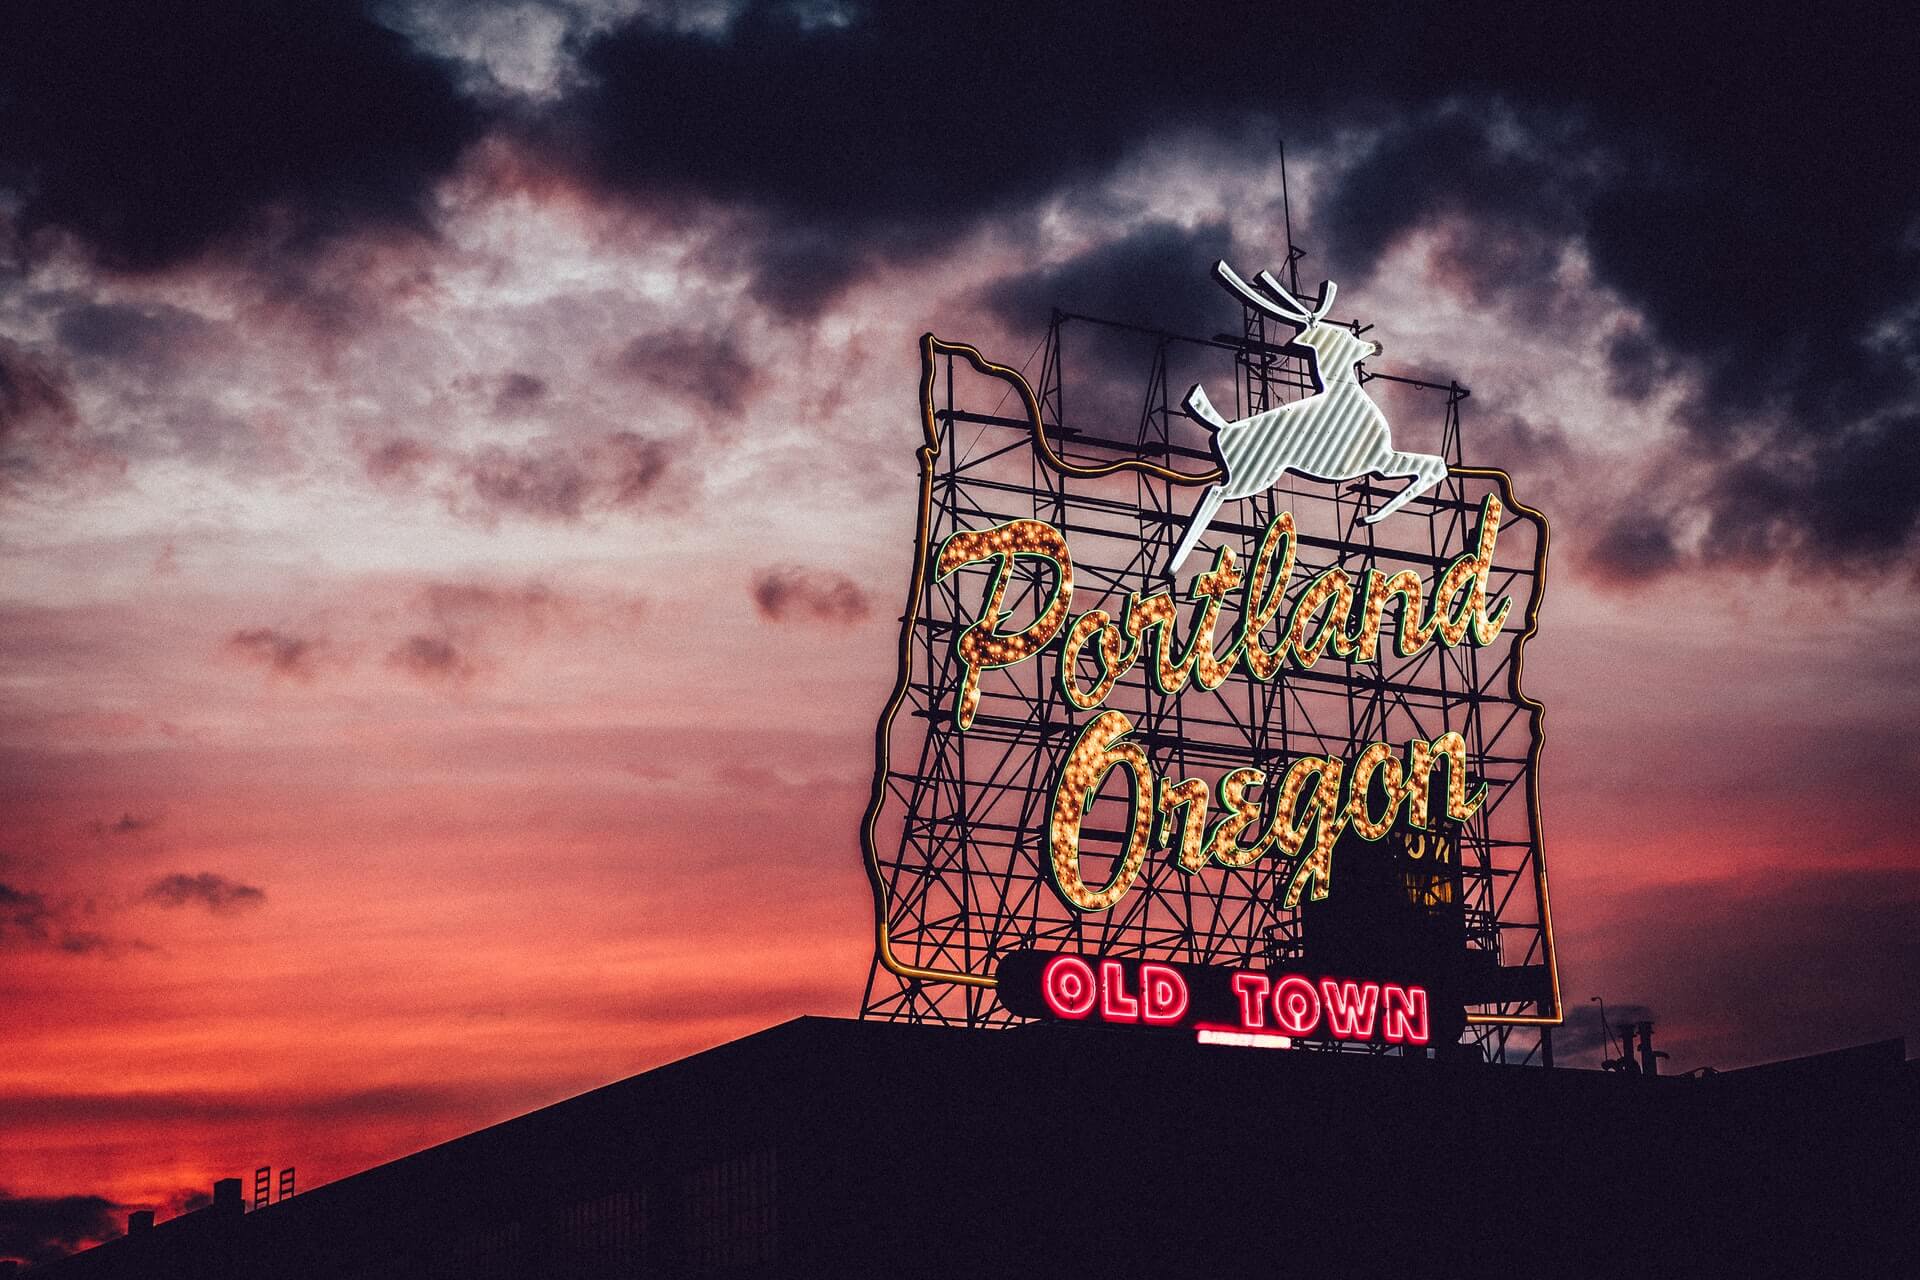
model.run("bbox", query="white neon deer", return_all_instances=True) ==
[1165,261,1447,577]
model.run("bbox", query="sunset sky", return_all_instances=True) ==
[4,1,1919,1264]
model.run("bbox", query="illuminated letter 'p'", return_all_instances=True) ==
[936,520,1073,731]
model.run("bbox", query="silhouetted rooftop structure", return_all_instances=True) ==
[31,1018,1919,1276]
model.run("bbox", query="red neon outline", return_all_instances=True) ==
[1098,960,1141,1022]
[1382,984,1431,1045]
[1041,954,1097,1019]
[1318,979,1382,1039]
[1027,951,1428,1045]
[1271,975,1322,1036]
[1139,963,1190,1025]
[1231,972,1271,1029]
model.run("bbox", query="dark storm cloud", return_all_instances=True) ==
[453,431,670,523]
[727,224,887,322]
[1469,410,1571,475]
[0,882,112,956]
[1315,102,1920,574]
[982,220,1238,337]
[561,3,1323,228]
[53,300,218,375]
[750,566,870,624]
[493,371,548,413]
[141,872,266,914]
[556,4,1920,571]
[0,0,483,272]
[386,579,591,683]
[363,436,439,485]
[0,338,114,495]
[228,627,325,680]
[0,1188,122,1266]
[1313,108,1594,294]
[461,441,589,520]
[387,633,475,682]
[0,340,73,431]
[1702,415,1920,566]
[555,3,1310,316]
[1605,329,1679,405]
[1587,510,1684,584]
[1301,19,1920,573]
[611,330,762,418]
[5,1,1913,573]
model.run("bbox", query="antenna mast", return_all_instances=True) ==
[1280,139,1302,294]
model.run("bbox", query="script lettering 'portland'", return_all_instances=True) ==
[937,496,1514,913]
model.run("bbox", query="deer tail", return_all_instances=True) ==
[1182,383,1228,432]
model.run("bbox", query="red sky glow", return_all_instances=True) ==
[4,3,1918,1264]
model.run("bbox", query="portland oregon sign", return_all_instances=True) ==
[860,258,1561,1062]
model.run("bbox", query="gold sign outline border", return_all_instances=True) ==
[862,334,1562,1029]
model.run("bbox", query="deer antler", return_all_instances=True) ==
[1214,261,1311,325]
[1213,260,1335,327]
[1254,270,1335,324]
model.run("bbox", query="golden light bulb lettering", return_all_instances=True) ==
[1156,776,1212,875]
[935,519,1073,732]
[934,501,1508,917]
[1048,710,1154,912]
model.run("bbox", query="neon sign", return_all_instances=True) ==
[997,951,1431,1048]
[860,257,1561,1038]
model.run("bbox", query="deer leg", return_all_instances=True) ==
[1363,452,1448,524]
[1165,485,1226,580]
[1182,382,1229,431]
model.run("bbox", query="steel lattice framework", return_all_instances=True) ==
[860,294,1559,1065]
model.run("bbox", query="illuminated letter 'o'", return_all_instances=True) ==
[1271,975,1321,1035]
[1048,709,1155,912]
[1042,955,1098,1019]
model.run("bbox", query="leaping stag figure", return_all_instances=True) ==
[1165,261,1447,578]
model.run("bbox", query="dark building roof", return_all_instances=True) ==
[29,1018,1920,1277]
